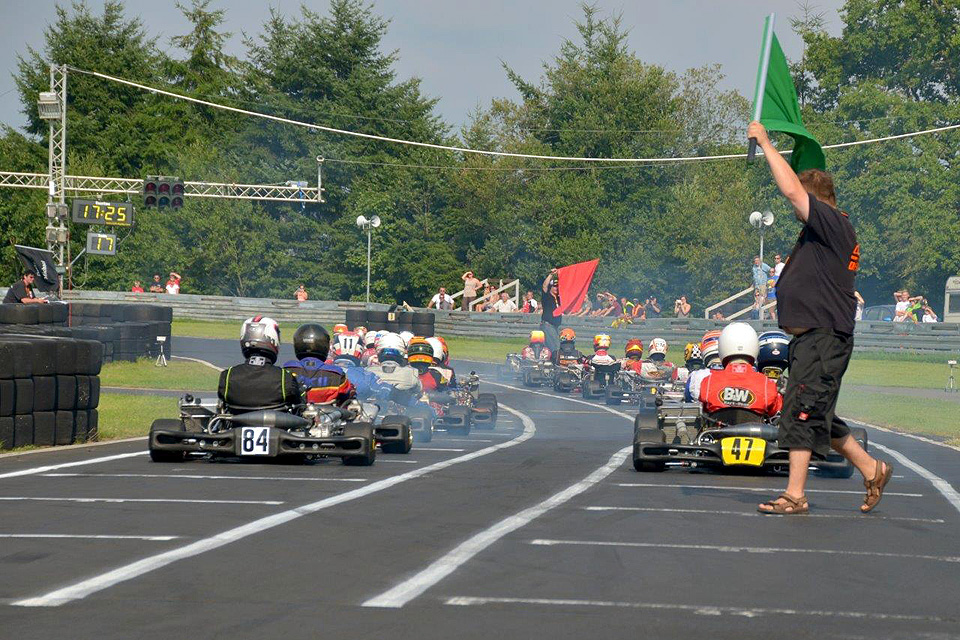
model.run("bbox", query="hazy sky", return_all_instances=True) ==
[0,0,846,133]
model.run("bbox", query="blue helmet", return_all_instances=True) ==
[757,331,789,378]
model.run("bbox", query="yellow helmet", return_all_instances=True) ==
[593,334,612,350]
[529,330,546,344]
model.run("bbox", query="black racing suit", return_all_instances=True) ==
[218,358,301,413]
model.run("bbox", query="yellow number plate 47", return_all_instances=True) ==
[720,437,766,467]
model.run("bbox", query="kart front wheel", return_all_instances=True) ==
[632,426,666,472]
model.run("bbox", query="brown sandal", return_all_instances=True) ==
[758,493,809,515]
[861,460,894,513]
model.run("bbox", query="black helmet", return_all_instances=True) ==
[293,323,330,360]
[757,331,790,378]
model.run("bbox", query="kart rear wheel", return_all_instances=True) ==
[342,423,377,466]
[445,406,471,436]
[148,419,185,463]
[475,393,498,429]
[380,416,413,454]
[633,426,666,472]
[604,388,621,405]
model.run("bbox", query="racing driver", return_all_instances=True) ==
[283,323,355,407]
[219,316,301,412]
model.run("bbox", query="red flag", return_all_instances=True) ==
[554,259,599,316]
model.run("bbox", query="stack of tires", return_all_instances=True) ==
[0,336,102,450]
[0,302,69,326]
[345,309,435,336]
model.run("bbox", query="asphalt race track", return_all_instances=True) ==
[1,337,959,639]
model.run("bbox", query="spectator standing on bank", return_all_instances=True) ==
[3,271,49,304]
[149,274,164,293]
[644,296,661,318]
[295,284,308,302]
[922,304,939,323]
[773,253,785,277]
[131,280,144,293]
[749,120,891,516]
[427,286,454,310]
[572,295,592,317]
[540,269,562,353]
[165,272,182,295]
[674,296,691,318]
[461,271,481,311]
[490,291,518,313]
[521,290,539,314]
[752,256,772,299]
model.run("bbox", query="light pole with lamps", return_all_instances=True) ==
[355,214,381,303]
[748,210,775,264]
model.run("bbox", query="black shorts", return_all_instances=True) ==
[778,329,853,455]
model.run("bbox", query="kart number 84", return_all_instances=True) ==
[720,437,766,467]
[239,426,270,456]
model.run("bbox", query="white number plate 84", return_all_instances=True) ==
[239,427,270,456]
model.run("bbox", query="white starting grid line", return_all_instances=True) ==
[41,473,368,482]
[12,404,537,607]
[0,534,180,542]
[581,506,945,524]
[614,482,924,497]
[528,539,960,563]
[0,497,284,505]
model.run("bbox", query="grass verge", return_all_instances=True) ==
[97,393,179,440]
[174,318,300,340]
[838,388,960,446]
[100,358,217,391]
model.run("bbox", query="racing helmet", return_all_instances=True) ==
[241,316,281,364]
[624,338,643,359]
[407,337,435,373]
[292,323,330,361]
[701,341,721,369]
[718,322,760,365]
[425,337,445,365]
[757,330,790,378]
[435,335,450,365]
[593,334,612,351]
[353,325,368,340]
[330,334,364,366]
[700,329,722,353]
[530,330,546,344]
[648,338,668,361]
[332,323,348,336]
[363,331,377,349]
[399,331,414,347]
[684,343,704,370]
[559,328,576,343]
[376,332,407,364]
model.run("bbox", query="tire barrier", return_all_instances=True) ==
[345,309,435,336]
[0,302,172,363]
[0,335,102,451]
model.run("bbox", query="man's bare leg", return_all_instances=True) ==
[759,448,811,512]
[831,434,878,479]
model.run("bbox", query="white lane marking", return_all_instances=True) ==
[0,452,147,480]
[41,473,367,482]
[444,439,492,443]
[13,404,536,607]
[581,506,946,524]
[616,483,923,497]
[485,380,634,422]
[377,460,419,464]
[528,539,960,563]
[0,437,147,459]
[0,497,283,505]
[528,410,600,414]
[416,447,465,452]
[0,534,180,541]
[871,442,960,516]
[843,415,960,453]
[444,596,946,622]
[362,445,632,609]
[171,355,224,372]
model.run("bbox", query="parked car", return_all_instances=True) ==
[861,304,896,322]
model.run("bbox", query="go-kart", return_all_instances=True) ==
[429,372,499,435]
[149,395,377,466]
[520,359,555,388]
[632,408,867,478]
[496,353,523,381]
[553,362,589,393]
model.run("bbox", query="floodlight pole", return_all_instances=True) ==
[365,223,372,303]
[45,64,69,269]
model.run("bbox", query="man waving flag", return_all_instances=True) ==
[747,13,825,172]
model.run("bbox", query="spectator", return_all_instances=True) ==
[749,289,764,320]
[489,291,518,313]
[148,274,164,293]
[131,280,144,293]
[520,290,539,314]
[644,296,661,318]
[712,310,725,321]
[854,291,865,321]
[461,271,481,311]
[572,295,592,317]
[427,286,454,310]
[632,302,647,320]
[907,295,926,323]
[674,296,691,318]
[752,256,772,300]
[3,271,48,304]
[540,269,562,353]
[295,284,308,302]
[773,253,785,277]
[165,271,182,295]
[922,304,939,323]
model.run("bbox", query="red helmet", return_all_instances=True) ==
[624,339,643,359]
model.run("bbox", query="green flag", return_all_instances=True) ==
[751,17,825,172]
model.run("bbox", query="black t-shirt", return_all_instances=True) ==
[541,288,561,327]
[776,193,858,334]
[3,282,33,303]
[218,362,301,411]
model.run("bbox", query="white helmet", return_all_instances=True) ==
[718,322,760,364]
[399,331,414,347]
[702,340,721,369]
[648,338,668,356]
[240,315,281,364]
[364,331,377,349]
[425,337,445,364]
[376,332,407,363]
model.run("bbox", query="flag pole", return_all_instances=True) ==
[748,13,776,162]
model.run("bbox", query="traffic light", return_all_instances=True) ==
[142,176,185,209]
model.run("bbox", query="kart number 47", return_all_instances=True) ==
[239,426,270,456]
[720,437,765,467]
